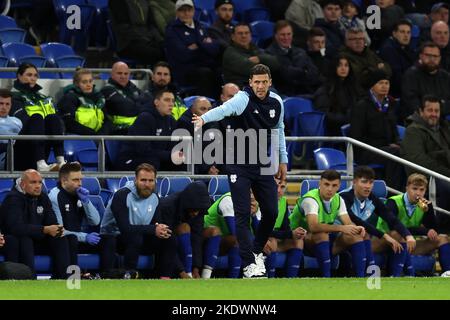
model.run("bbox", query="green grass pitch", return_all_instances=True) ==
[0,278,450,300]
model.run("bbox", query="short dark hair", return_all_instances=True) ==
[420,94,441,111]
[393,19,412,32]
[321,169,341,181]
[59,161,82,181]
[249,64,271,79]
[320,0,342,9]
[308,27,326,39]
[0,88,12,99]
[419,41,439,54]
[16,62,37,77]
[135,163,157,177]
[233,22,251,33]
[274,20,292,34]
[154,88,174,100]
[354,166,376,180]
[153,61,171,72]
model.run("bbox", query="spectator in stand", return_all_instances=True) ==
[369,0,405,49]
[340,27,392,96]
[11,63,66,172]
[430,21,450,73]
[109,0,166,66]
[176,96,220,175]
[208,0,236,52]
[222,23,280,87]
[147,61,187,120]
[117,89,183,171]
[378,20,416,98]
[313,54,359,137]
[266,20,321,96]
[165,0,222,98]
[0,89,21,170]
[339,1,371,47]
[313,0,345,57]
[401,42,450,121]
[350,69,405,190]
[58,68,112,135]
[420,3,450,43]
[307,27,331,81]
[101,62,152,134]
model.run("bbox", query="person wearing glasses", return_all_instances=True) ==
[340,27,392,96]
[401,42,450,122]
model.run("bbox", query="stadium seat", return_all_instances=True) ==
[243,7,271,23]
[105,139,121,170]
[1,42,47,67]
[82,177,101,195]
[292,111,325,159]
[43,178,57,192]
[105,19,138,67]
[397,125,406,140]
[410,24,420,49]
[372,180,387,199]
[118,176,129,188]
[63,139,96,162]
[53,0,96,53]
[233,0,264,20]
[0,28,26,43]
[314,147,350,171]
[283,97,314,132]
[86,0,109,48]
[195,8,213,26]
[341,123,406,141]
[300,179,345,197]
[250,20,274,48]
[193,0,215,10]
[208,176,230,196]
[0,15,17,29]
[74,148,98,171]
[88,194,105,218]
[159,177,192,197]
[0,178,13,189]
[106,178,121,193]
[40,42,85,67]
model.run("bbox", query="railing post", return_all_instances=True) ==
[429,176,437,206]
[98,137,105,173]
[7,138,13,173]
[346,141,354,188]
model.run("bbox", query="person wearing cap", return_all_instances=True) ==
[108,0,167,66]
[350,68,405,190]
[401,42,450,122]
[165,0,222,98]
[340,26,392,96]
[419,2,450,43]
[207,0,236,51]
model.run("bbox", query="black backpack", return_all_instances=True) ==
[0,261,34,280]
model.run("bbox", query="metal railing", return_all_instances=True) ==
[0,134,449,215]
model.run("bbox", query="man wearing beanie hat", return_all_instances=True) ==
[208,0,235,50]
[350,68,405,190]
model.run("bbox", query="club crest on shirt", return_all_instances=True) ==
[156,128,163,136]
[37,206,44,215]
[65,204,70,212]
[148,205,152,213]
[269,109,275,118]
[253,109,259,114]
[77,200,82,208]
[230,174,237,183]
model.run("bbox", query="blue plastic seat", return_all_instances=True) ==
[158,177,192,197]
[1,42,46,67]
[106,178,121,193]
[40,42,85,67]
[43,178,57,192]
[0,178,13,189]
[0,16,17,29]
[193,0,215,10]
[300,179,346,197]
[208,176,230,196]
[74,148,98,171]
[63,139,96,161]
[292,111,325,160]
[105,139,121,170]
[250,20,274,48]
[86,0,109,48]
[82,177,101,195]
[234,0,264,20]
[0,28,26,43]
[372,180,387,199]
[243,7,271,23]
[283,97,314,132]
[0,188,9,203]
[314,147,350,171]
[397,125,406,140]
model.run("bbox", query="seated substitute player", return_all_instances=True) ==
[48,162,101,267]
[289,170,366,277]
[340,166,416,277]
[377,173,450,275]
[264,178,307,278]
[201,190,262,279]
[100,163,177,278]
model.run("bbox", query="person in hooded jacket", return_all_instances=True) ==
[11,63,66,172]
[116,89,184,171]
[57,68,112,135]
[160,181,211,279]
[99,163,177,278]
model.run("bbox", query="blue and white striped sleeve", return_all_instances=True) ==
[271,92,288,164]
[201,91,249,124]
